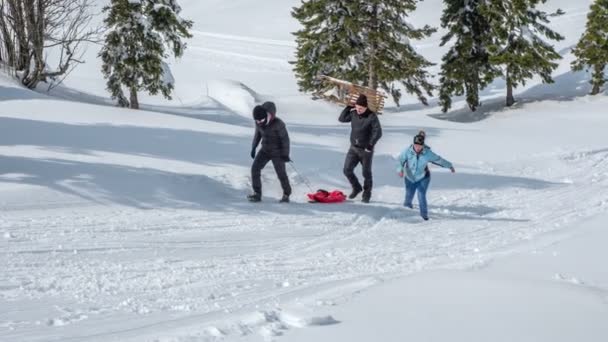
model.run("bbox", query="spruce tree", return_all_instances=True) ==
[100,0,192,109]
[572,0,608,95]
[487,0,564,107]
[292,0,436,106]
[292,1,362,94]
[438,0,500,112]
[365,0,436,105]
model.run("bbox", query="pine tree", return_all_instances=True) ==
[292,0,436,106]
[100,0,192,109]
[572,0,608,95]
[365,0,436,105]
[487,0,564,107]
[438,0,501,112]
[292,1,362,94]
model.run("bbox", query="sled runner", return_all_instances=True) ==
[307,189,347,203]
[312,75,387,114]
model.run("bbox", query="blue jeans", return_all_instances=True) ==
[404,175,431,219]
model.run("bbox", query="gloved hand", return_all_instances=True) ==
[364,145,374,153]
[281,156,291,162]
[250,148,256,159]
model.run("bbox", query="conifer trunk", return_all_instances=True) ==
[368,58,377,90]
[590,63,604,95]
[367,4,379,90]
[506,68,515,107]
[129,88,139,109]
[591,82,601,96]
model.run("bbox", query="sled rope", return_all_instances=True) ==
[288,161,315,194]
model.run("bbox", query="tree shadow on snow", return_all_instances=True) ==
[0,116,557,220]
[0,117,256,168]
[0,155,244,210]
[0,85,49,101]
[429,68,599,123]
[363,154,561,191]
[274,201,529,223]
[287,123,472,139]
[32,83,252,126]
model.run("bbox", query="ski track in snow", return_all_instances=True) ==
[2,148,607,341]
[187,31,294,74]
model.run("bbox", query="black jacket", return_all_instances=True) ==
[252,118,290,158]
[339,106,382,149]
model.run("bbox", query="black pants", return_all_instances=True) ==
[251,151,292,196]
[343,146,373,197]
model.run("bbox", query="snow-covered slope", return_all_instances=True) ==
[283,215,608,342]
[1,0,607,341]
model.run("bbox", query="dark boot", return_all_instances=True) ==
[279,194,290,203]
[247,193,261,202]
[361,189,372,203]
[348,187,362,199]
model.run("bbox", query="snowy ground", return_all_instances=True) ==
[283,214,608,342]
[1,0,607,341]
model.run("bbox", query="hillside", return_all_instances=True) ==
[1,0,607,341]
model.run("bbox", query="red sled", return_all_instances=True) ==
[307,189,347,203]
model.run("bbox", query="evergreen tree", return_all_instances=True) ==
[292,1,362,94]
[100,0,192,109]
[572,0,608,95]
[438,0,500,112]
[292,0,436,106]
[487,0,564,106]
[365,0,436,105]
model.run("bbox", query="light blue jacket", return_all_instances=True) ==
[396,145,453,182]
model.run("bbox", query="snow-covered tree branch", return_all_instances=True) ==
[100,0,193,109]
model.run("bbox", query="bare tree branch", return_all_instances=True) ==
[0,0,102,88]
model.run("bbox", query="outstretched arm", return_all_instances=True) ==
[427,150,454,171]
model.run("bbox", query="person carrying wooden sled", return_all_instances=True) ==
[339,94,383,203]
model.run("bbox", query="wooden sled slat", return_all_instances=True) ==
[313,75,387,114]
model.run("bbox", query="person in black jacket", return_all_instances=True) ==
[339,94,382,203]
[248,102,292,203]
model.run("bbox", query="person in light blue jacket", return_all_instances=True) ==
[396,133,455,220]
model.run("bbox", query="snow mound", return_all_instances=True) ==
[279,311,340,328]
[246,309,339,340]
[177,309,340,341]
[206,79,262,117]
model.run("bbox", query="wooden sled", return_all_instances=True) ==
[312,75,387,114]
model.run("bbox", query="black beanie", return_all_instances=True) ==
[413,134,425,145]
[262,101,276,115]
[253,105,267,121]
[355,94,368,107]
